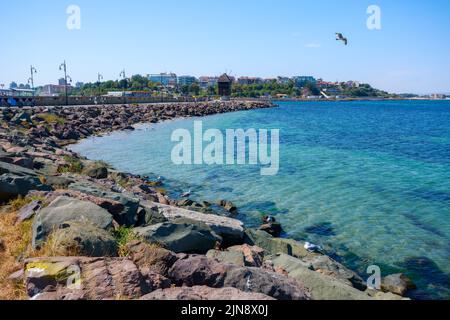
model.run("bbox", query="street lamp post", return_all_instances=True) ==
[59,61,72,106]
[28,65,37,97]
[97,73,103,96]
[120,69,126,104]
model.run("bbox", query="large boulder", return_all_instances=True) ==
[46,189,126,217]
[0,174,52,203]
[144,201,244,245]
[244,229,292,255]
[222,267,310,300]
[69,181,139,227]
[206,250,246,267]
[82,163,108,179]
[125,241,178,277]
[136,203,168,226]
[140,286,275,301]
[245,229,365,290]
[134,221,221,253]
[217,200,238,214]
[24,257,144,300]
[302,254,366,290]
[381,274,416,296]
[268,253,372,300]
[0,161,38,177]
[168,255,231,287]
[228,244,265,267]
[44,176,75,189]
[168,255,310,300]
[32,196,113,249]
[46,220,118,257]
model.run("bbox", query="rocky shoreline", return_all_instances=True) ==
[0,101,414,300]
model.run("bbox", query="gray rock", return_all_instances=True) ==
[69,181,139,227]
[206,249,246,266]
[381,274,416,296]
[48,220,118,257]
[244,229,292,256]
[83,164,108,179]
[0,161,38,177]
[268,253,373,300]
[217,200,238,214]
[144,201,244,245]
[136,203,168,226]
[134,221,222,253]
[244,229,365,290]
[365,288,408,300]
[0,174,52,203]
[222,267,310,300]
[17,200,42,222]
[44,176,75,188]
[140,286,275,301]
[303,254,366,290]
[32,196,113,249]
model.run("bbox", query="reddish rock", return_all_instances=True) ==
[24,257,145,300]
[140,286,275,301]
[126,241,178,277]
[6,146,26,154]
[156,193,169,205]
[228,244,265,267]
[168,255,310,300]
[168,255,232,287]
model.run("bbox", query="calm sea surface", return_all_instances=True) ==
[71,100,450,299]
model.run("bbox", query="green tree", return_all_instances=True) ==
[189,83,200,96]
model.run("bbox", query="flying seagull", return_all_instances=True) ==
[335,33,348,45]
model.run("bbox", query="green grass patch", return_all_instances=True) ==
[112,226,140,257]
[36,113,66,125]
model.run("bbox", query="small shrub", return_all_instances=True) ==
[116,178,131,189]
[57,156,84,174]
[112,227,140,257]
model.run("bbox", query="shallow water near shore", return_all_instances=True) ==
[71,100,450,299]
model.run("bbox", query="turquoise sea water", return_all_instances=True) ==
[71,100,450,299]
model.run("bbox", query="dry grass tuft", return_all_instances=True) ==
[0,210,33,300]
[31,230,83,258]
[8,196,32,212]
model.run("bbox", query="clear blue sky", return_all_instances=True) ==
[1,0,449,94]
